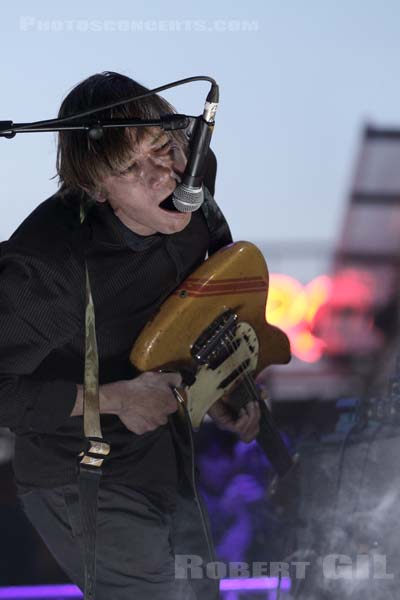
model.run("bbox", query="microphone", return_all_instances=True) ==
[173,83,219,212]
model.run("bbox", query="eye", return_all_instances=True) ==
[156,140,172,152]
[120,162,137,176]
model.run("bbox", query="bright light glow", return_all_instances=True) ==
[266,274,307,329]
[266,273,331,363]
[266,269,381,362]
[291,329,326,363]
[304,275,332,323]
[328,269,375,309]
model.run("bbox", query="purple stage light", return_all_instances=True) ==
[0,585,81,599]
[0,578,291,599]
[220,577,291,591]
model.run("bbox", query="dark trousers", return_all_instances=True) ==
[18,482,220,600]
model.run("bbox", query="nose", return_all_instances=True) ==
[140,158,174,190]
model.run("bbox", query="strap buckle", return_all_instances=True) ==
[79,437,111,468]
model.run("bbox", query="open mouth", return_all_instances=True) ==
[158,192,180,213]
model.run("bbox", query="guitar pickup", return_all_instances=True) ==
[191,309,238,364]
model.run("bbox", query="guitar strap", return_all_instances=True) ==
[201,185,233,255]
[77,202,110,600]
[77,187,232,600]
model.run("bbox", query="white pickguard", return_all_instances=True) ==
[186,321,259,428]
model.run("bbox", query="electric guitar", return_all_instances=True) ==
[130,241,295,478]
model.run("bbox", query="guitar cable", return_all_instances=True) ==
[170,385,217,569]
[223,329,288,600]
[168,324,290,589]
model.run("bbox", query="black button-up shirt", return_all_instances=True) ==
[0,153,232,511]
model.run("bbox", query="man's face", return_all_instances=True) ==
[96,130,191,236]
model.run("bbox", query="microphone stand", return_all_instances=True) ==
[0,114,192,139]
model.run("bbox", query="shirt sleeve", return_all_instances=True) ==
[0,244,82,435]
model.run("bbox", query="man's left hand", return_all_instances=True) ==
[207,393,263,443]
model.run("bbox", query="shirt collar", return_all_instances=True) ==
[87,200,163,251]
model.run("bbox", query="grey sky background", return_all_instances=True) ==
[0,1,399,277]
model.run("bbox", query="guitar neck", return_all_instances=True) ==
[257,401,294,477]
[227,378,294,478]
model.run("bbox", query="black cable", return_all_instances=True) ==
[332,423,359,526]
[170,386,216,567]
[276,570,282,600]
[349,422,383,520]
[2,76,217,134]
[332,399,368,529]
[329,421,384,585]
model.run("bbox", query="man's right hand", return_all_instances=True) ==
[72,371,181,435]
[109,372,181,434]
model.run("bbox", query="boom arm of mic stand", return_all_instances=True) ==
[0,122,15,138]
[0,115,192,139]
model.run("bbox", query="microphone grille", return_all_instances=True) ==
[172,184,204,213]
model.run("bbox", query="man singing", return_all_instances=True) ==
[0,71,261,599]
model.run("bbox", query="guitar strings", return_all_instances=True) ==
[223,328,290,455]
[222,327,260,410]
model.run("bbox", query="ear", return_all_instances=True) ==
[85,186,107,203]
[94,192,107,204]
